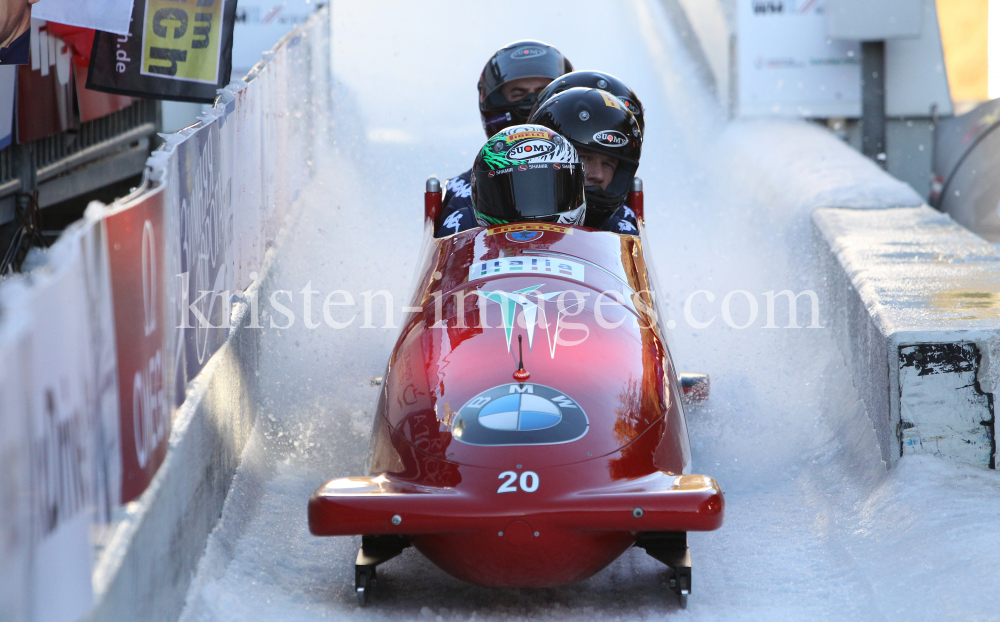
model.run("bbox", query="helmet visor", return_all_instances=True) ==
[476,163,585,223]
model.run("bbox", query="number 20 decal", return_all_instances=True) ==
[497,470,540,493]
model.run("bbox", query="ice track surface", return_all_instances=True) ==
[178,1,1000,620]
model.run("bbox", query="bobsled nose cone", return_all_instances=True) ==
[502,520,535,546]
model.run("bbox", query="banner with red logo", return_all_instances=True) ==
[105,189,171,503]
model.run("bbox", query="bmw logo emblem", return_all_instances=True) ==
[451,383,588,446]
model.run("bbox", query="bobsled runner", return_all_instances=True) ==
[308,178,723,608]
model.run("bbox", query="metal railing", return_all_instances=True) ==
[0,99,159,221]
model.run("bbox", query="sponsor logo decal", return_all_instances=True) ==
[452,383,588,446]
[552,163,561,170]
[488,171,495,178]
[510,46,548,60]
[518,164,528,171]
[599,91,622,109]
[505,130,552,143]
[620,98,640,116]
[507,139,556,161]
[593,130,629,148]
[469,259,585,283]
[476,283,586,358]
[506,231,544,243]
[486,222,573,235]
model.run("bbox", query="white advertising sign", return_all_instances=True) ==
[738,0,861,118]
[28,255,95,622]
[31,0,134,36]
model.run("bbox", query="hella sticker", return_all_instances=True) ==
[593,130,629,148]
[510,46,547,60]
[507,139,555,161]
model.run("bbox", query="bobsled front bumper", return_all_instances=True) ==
[308,470,724,537]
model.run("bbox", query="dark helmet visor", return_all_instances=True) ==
[476,164,584,222]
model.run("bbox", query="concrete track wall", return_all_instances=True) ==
[717,119,999,469]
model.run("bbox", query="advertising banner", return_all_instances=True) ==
[75,214,123,522]
[106,190,171,503]
[26,253,96,622]
[0,305,32,622]
[737,0,861,118]
[87,0,238,103]
[17,20,76,143]
[176,121,233,380]
[32,0,135,37]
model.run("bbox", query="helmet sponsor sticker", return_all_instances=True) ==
[468,256,584,282]
[507,139,556,161]
[620,97,640,116]
[599,91,622,109]
[505,129,552,143]
[518,164,528,171]
[506,230,544,243]
[452,383,588,446]
[593,130,629,148]
[510,46,548,60]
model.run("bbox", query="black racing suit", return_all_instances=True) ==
[433,169,639,238]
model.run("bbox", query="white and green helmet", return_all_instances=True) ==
[471,124,587,227]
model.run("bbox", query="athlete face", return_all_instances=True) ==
[500,76,551,103]
[578,148,618,191]
[0,0,38,50]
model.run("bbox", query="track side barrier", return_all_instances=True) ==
[717,119,999,469]
[0,7,331,622]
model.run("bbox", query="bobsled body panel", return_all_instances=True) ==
[310,223,720,589]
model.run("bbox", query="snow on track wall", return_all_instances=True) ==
[0,7,330,622]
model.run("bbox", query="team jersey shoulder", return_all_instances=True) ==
[435,206,477,238]
[600,204,639,236]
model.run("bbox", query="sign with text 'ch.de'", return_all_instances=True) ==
[87,0,237,103]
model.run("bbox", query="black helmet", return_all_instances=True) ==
[471,124,587,226]
[478,40,573,137]
[530,70,646,132]
[529,87,642,225]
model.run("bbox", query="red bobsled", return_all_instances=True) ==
[308,178,723,607]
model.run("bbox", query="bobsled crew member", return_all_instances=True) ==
[530,69,646,133]
[529,87,643,234]
[439,124,588,234]
[436,40,573,237]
